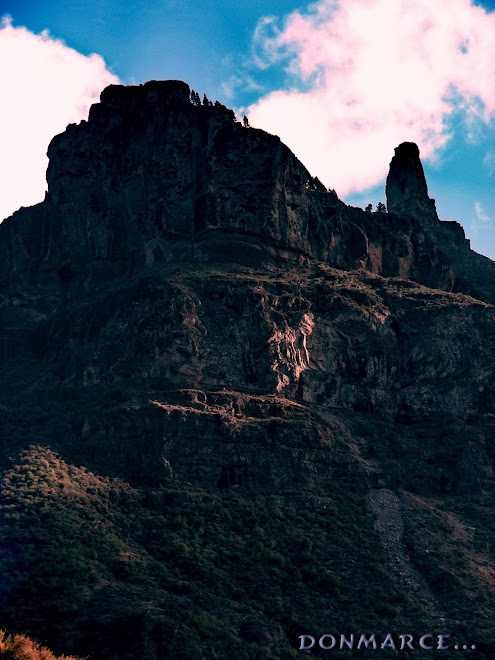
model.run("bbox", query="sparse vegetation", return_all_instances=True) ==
[190,89,201,105]
[305,175,327,192]
[0,630,81,659]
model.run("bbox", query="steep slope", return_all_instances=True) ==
[0,80,494,660]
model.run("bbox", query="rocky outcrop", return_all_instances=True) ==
[0,81,470,303]
[385,141,439,224]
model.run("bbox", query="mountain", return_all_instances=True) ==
[0,80,494,660]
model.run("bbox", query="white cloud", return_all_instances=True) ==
[0,16,119,221]
[483,149,495,175]
[220,73,263,100]
[247,0,495,196]
[471,201,491,236]
[251,17,282,70]
[474,201,490,223]
[220,75,242,99]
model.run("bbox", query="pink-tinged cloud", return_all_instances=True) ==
[0,16,120,221]
[248,0,495,196]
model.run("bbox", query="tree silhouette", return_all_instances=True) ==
[376,202,387,213]
[243,115,250,127]
[312,176,326,192]
[365,203,373,212]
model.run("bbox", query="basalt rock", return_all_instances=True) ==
[385,141,439,224]
[0,82,462,301]
[0,81,494,659]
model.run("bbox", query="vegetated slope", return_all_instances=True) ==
[0,81,494,660]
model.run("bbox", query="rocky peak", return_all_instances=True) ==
[385,141,438,224]
[1,82,492,304]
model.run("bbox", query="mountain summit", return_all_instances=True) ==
[0,81,494,659]
[1,80,492,301]
[0,81,492,297]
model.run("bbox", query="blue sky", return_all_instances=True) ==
[1,0,494,259]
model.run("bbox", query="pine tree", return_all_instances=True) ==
[312,176,326,192]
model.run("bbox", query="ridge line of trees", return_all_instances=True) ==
[365,202,387,213]
[189,89,237,122]
[306,176,338,197]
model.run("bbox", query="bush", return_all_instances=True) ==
[0,630,81,659]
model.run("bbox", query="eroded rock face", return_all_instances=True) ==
[385,141,439,223]
[0,81,466,302]
[1,79,493,525]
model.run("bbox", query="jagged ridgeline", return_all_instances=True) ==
[0,80,494,660]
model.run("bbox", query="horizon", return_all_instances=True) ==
[0,0,493,259]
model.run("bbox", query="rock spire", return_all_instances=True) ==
[385,142,438,224]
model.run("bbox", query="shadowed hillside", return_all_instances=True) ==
[0,81,493,659]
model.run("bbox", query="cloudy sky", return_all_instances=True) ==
[1,0,494,258]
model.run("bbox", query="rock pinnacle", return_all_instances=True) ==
[385,142,438,224]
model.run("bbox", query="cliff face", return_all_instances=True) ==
[0,81,494,660]
[0,81,459,299]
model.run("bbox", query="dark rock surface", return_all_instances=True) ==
[0,81,494,659]
[385,141,439,224]
[0,82,461,299]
